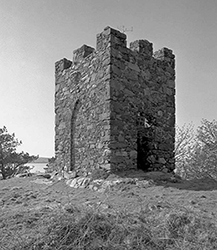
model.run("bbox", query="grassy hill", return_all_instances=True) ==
[1,172,217,249]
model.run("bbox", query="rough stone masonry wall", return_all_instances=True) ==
[109,30,176,172]
[55,26,176,174]
[55,44,111,175]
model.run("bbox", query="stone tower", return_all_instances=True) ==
[55,26,175,174]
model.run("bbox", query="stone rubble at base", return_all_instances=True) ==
[50,170,180,193]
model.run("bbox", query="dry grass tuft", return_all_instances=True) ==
[1,205,217,250]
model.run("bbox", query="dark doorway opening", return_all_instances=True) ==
[137,112,155,171]
[137,131,150,171]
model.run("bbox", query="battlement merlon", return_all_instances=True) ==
[153,47,175,68]
[96,26,127,51]
[55,58,72,74]
[73,45,95,63]
[130,40,153,58]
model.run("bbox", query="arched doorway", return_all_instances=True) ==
[70,100,81,171]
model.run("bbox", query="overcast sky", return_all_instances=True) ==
[0,0,217,157]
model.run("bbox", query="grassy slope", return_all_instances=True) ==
[0,174,217,249]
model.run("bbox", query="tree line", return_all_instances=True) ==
[1,119,217,180]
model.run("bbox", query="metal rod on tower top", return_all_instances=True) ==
[117,25,133,33]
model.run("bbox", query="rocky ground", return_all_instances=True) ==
[1,170,217,216]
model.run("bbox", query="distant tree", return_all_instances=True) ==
[195,119,217,179]
[175,123,196,166]
[175,119,217,180]
[0,126,38,179]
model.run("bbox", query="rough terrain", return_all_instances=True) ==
[1,171,217,216]
[1,170,217,249]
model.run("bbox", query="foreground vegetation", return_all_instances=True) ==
[1,203,216,250]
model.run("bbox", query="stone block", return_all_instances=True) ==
[101,164,111,171]
[158,158,166,164]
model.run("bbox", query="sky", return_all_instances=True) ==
[0,0,217,158]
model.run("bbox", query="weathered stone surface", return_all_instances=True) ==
[64,175,155,192]
[55,26,176,174]
[66,177,91,188]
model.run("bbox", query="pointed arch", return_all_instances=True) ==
[70,100,81,171]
